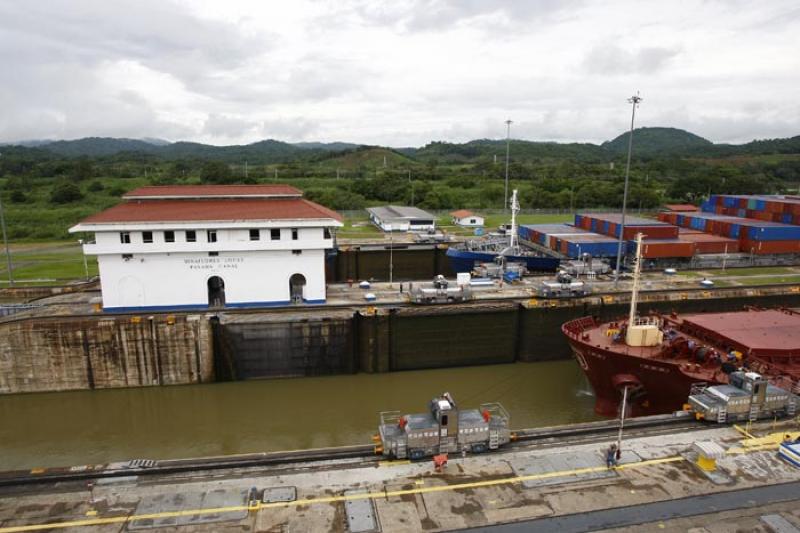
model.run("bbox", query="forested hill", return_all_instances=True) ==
[602,127,713,156]
[3,128,800,163]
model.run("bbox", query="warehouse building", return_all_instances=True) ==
[69,185,343,312]
[366,206,436,232]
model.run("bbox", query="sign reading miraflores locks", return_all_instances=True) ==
[184,257,244,270]
[69,185,343,312]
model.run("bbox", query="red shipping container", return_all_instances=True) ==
[737,198,747,208]
[739,239,800,255]
[640,240,696,258]
[560,240,569,254]
[681,233,739,254]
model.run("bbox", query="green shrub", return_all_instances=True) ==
[50,182,84,204]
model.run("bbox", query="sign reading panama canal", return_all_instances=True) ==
[184,257,244,270]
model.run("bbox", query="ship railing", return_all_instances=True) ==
[379,410,402,427]
[689,382,709,397]
[631,316,662,328]
[563,316,596,336]
[480,402,510,425]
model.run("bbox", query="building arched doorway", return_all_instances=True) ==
[289,273,306,303]
[208,276,226,308]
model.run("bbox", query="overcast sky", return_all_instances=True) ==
[1,0,798,146]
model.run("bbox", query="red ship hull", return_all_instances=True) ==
[563,311,800,418]
[564,332,720,417]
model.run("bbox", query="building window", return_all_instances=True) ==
[186,230,196,243]
[271,229,281,241]
[292,250,302,255]
[207,230,217,243]
[208,251,219,257]
[291,228,298,240]
[142,231,153,244]
[324,227,331,239]
[164,230,175,243]
[122,254,133,261]
[120,232,131,244]
[249,229,260,241]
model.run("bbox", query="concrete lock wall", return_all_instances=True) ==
[3,286,800,394]
[0,315,213,394]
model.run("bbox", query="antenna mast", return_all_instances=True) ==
[628,232,644,326]
[509,189,520,252]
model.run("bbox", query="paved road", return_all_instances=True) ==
[461,480,800,532]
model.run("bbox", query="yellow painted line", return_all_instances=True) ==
[0,455,684,533]
[378,460,410,467]
[733,424,755,440]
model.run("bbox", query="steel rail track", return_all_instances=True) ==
[0,414,700,488]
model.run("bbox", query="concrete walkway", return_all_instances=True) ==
[0,421,799,532]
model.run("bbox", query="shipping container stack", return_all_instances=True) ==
[658,194,800,255]
[574,213,695,258]
[519,223,619,259]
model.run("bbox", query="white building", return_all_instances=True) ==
[69,185,343,312]
[366,206,436,232]
[450,210,484,227]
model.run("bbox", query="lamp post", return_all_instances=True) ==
[78,239,89,280]
[503,119,512,212]
[0,153,13,286]
[613,94,642,288]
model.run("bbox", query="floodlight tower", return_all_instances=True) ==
[613,94,642,288]
[504,119,512,212]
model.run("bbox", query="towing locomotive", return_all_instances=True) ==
[687,371,797,423]
[376,393,511,460]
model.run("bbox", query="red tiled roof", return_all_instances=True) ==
[78,198,342,224]
[123,184,302,198]
[450,209,475,218]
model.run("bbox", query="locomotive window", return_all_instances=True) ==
[441,415,448,426]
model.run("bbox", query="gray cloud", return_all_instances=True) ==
[350,0,584,32]
[0,0,798,145]
[583,45,680,75]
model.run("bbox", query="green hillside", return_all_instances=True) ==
[312,146,418,170]
[602,127,713,156]
[415,139,608,163]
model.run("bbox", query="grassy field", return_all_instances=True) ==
[0,242,98,285]
[737,275,800,286]
[680,266,798,278]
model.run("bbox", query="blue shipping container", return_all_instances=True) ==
[746,224,800,241]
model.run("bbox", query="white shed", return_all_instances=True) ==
[450,210,484,227]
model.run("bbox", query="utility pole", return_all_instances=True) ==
[244,160,248,179]
[504,119,512,212]
[408,170,414,206]
[613,94,642,288]
[389,229,394,288]
[0,153,13,286]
